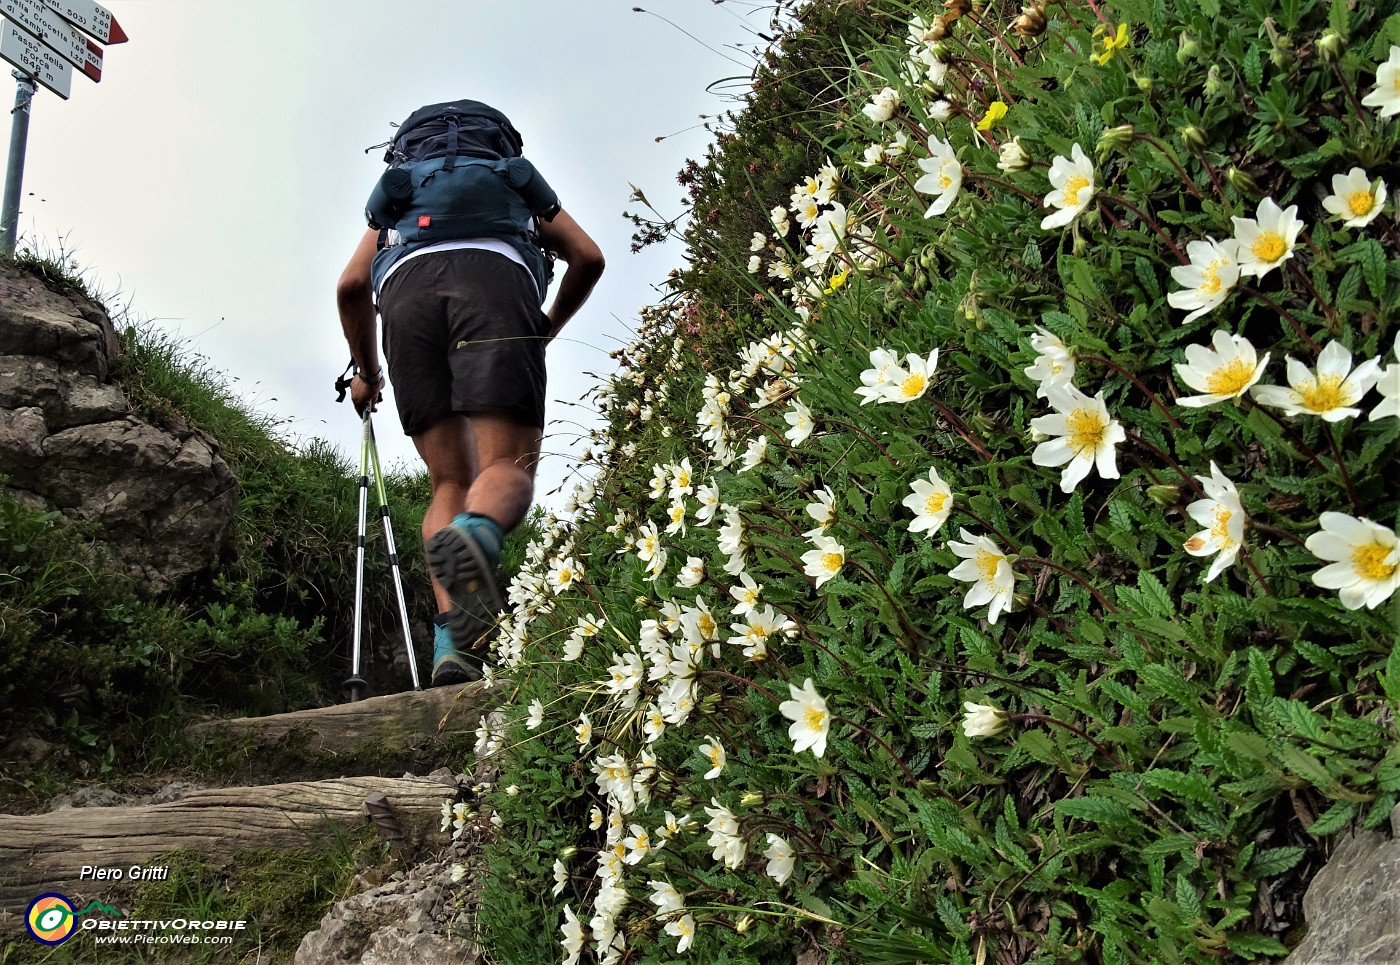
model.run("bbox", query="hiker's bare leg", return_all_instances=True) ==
[413,415,478,612]
[463,411,542,531]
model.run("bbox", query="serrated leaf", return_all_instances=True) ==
[1140,768,1219,808]
[1273,698,1328,745]
[1056,795,1136,829]
[1355,238,1388,300]
[1251,846,1306,877]
[1307,800,1358,836]
[1243,45,1264,89]
[1277,744,1337,791]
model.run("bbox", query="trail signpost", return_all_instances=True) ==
[0,0,123,255]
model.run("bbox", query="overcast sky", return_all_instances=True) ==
[9,0,769,510]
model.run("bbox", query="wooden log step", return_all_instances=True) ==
[0,775,455,928]
[183,682,492,778]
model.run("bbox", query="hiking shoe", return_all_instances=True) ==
[425,519,506,663]
[431,620,481,687]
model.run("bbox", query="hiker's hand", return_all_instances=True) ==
[351,373,383,415]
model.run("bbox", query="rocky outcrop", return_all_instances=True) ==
[1285,805,1400,965]
[0,260,236,590]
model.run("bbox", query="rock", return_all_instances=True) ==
[1285,806,1400,964]
[0,260,237,591]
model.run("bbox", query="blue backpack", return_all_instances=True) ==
[365,100,560,299]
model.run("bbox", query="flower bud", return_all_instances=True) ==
[1133,73,1153,93]
[997,135,1031,173]
[1318,29,1343,62]
[1204,64,1226,99]
[736,914,755,934]
[1147,484,1180,507]
[1178,124,1206,153]
[1226,165,1262,196]
[930,99,954,122]
[1014,2,1047,38]
[740,791,766,807]
[1176,30,1201,64]
[1096,123,1135,158]
[560,846,578,859]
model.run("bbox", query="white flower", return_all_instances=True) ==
[727,605,791,662]
[664,501,687,537]
[1323,167,1388,228]
[779,677,831,758]
[704,799,746,868]
[962,701,1009,738]
[574,712,593,749]
[801,533,845,588]
[698,736,727,779]
[525,698,545,730]
[764,834,796,884]
[740,434,769,472]
[856,347,902,405]
[859,141,886,167]
[885,130,911,159]
[770,204,790,230]
[552,858,569,896]
[561,905,586,965]
[1306,513,1400,610]
[548,556,582,595]
[648,880,685,917]
[1361,44,1400,118]
[1023,326,1076,397]
[589,806,603,830]
[862,86,901,123]
[1251,340,1382,421]
[880,350,939,403]
[929,98,954,122]
[1174,330,1270,407]
[694,482,721,525]
[747,255,763,274]
[903,466,954,536]
[1371,335,1400,421]
[805,486,836,534]
[948,529,1016,625]
[1029,384,1126,493]
[803,202,849,268]
[623,824,652,864]
[665,913,697,953]
[914,137,961,217]
[1041,143,1096,229]
[1168,237,1241,323]
[1183,462,1246,583]
[749,231,768,253]
[677,555,705,588]
[450,863,468,883]
[997,136,1031,173]
[1232,197,1303,279]
[728,572,763,617]
[717,505,746,558]
[785,396,815,445]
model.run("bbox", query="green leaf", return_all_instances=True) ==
[1251,846,1306,877]
[1273,698,1327,745]
[1355,238,1388,300]
[1307,800,1358,837]
[1242,45,1264,90]
[1277,744,1337,791]
[1056,795,1137,829]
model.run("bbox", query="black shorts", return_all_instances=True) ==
[378,249,549,435]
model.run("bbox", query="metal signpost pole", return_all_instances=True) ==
[1,69,34,257]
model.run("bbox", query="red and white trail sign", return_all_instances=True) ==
[39,0,123,45]
[0,17,71,98]
[0,0,101,80]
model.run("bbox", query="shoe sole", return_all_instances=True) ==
[431,651,481,687]
[425,522,505,657]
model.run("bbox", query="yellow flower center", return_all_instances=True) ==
[1298,374,1346,413]
[924,491,949,516]
[670,506,685,523]
[1205,357,1257,396]
[1061,175,1089,207]
[803,705,827,732]
[900,372,928,398]
[557,567,573,584]
[1065,407,1108,456]
[974,547,1004,586]
[1210,506,1237,548]
[697,613,716,637]
[821,551,843,572]
[1347,190,1376,218]
[707,747,723,766]
[1198,263,1223,297]
[1251,230,1286,263]
[1352,541,1397,582]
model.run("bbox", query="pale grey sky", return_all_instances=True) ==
[11,0,767,508]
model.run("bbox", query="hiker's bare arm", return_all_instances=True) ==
[538,209,604,340]
[337,228,384,413]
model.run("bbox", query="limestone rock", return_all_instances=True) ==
[1285,805,1400,964]
[0,259,236,590]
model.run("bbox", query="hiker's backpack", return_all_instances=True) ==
[364,100,560,299]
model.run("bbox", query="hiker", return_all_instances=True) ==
[336,100,604,687]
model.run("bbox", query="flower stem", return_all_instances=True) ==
[1014,712,1126,770]
[1080,353,1181,430]
[1323,425,1365,515]
[1097,194,1188,264]
[838,715,921,785]
[1238,285,1323,354]
[1021,557,1120,614]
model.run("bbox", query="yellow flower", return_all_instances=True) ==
[823,268,850,294]
[1093,23,1130,65]
[975,100,1008,131]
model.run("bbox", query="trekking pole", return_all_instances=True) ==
[366,414,423,691]
[344,412,372,701]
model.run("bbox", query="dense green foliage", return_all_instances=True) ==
[478,1,1400,963]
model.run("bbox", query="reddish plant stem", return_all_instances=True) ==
[1249,520,1308,550]
[1098,194,1189,264]
[1132,133,1203,200]
[1238,548,1275,597]
[1080,353,1181,430]
[1021,556,1120,614]
[1014,712,1126,770]
[848,558,921,649]
[930,398,995,461]
[838,715,921,785]
[1246,400,1332,477]
[817,417,899,468]
[967,171,1043,207]
[1289,259,1340,332]
[1126,430,1205,497]
[1323,425,1365,515]
[1239,285,1323,354]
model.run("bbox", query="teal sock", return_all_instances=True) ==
[433,615,457,661]
[451,512,503,567]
